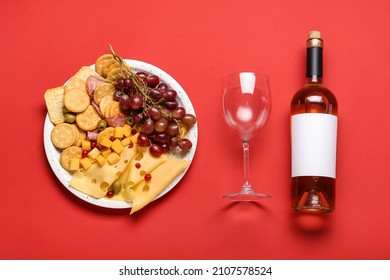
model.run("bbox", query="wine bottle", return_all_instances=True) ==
[291,31,338,213]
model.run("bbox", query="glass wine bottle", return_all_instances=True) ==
[291,31,338,213]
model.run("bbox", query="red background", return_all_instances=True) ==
[2,0,390,260]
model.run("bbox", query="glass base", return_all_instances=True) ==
[223,192,272,201]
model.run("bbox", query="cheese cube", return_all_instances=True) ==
[111,139,124,154]
[99,136,112,148]
[114,127,124,139]
[123,124,132,137]
[81,140,91,151]
[100,147,111,158]
[107,152,121,165]
[96,154,106,166]
[88,147,101,160]
[121,137,131,147]
[69,158,80,171]
[80,157,92,170]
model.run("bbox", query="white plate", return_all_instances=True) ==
[44,59,198,209]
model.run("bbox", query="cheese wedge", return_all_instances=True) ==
[121,148,168,189]
[112,148,168,202]
[69,144,138,198]
[130,157,189,214]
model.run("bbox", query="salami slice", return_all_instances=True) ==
[86,76,105,99]
[91,101,103,118]
[106,113,126,127]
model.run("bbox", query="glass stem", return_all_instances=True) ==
[242,140,253,194]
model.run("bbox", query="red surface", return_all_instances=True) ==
[2,0,390,260]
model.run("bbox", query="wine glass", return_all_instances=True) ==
[222,72,272,200]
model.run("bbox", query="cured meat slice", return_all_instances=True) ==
[86,76,105,99]
[106,113,126,127]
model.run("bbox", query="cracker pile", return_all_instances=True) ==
[44,54,129,172]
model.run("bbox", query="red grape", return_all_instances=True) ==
[116,78,125,89]
[148,106,162,120]
[137,134,150,147]
[130,94,143,110]
[113,90,122,101]
[172,107,186,119]
[178,138,192,150]
[154,117,168,133]
[133,113,144,123]
[181,114,197,126]
[167,122,179,136]
[119,94,130,110]
[123,78,133,89]
[164,89,177,101]
[147,75,160,88]
[136,71,148,81]
[149,144,163,157]
[154,133,168,144]
[149,88,163,100]
[157,83,169,93]
[165,100,178,110]
[141,118,154,135]
[160,143,169,153]
[168,136,178,148]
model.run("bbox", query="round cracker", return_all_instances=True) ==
[99,95,114,115]
[51,123,77,149]
[95,54,113,77]
[102,58,120,78]
[106,66,122,81]
[109,102,122,117]
[71,124,80,146]
[64,88,90,113]
[76,105,102,131]
[60,146,82,172]
[93,83,115,105]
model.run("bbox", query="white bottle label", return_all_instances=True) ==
[291,113,337,178]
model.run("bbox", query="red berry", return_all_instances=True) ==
[144,174,152,181]
[110,136,115,141]
[135,163,141,169]
[91,141,97,149]
[82,150,89,158]
[106,190,114,198]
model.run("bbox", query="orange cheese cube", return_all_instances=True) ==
[111,139,124,154]
[81,140,91,151]
[69,158,80,171]
[107,152,121,165]
[96,154,106,166]
[114,127,124,139]
[121,137,131,147]
[80,157,92,170]
[100,147,111,158]
[88,147,101,160]
[99,136,112,148]
[123,124,132,137]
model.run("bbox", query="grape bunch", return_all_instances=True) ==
[107,53,196,157]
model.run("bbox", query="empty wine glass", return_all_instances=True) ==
[222,72,272,200]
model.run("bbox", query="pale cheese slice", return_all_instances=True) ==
[130,157,189,214]
[124,148,168,188]
[112,148,168,202]
[69,144,138,198]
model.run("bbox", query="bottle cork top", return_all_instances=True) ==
[307,30,323,47]
[309,30,321,39]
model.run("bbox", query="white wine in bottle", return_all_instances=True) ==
[291,31,338,213]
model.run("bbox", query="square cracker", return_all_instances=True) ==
[65,66,98,92]
[44,86,65,125]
